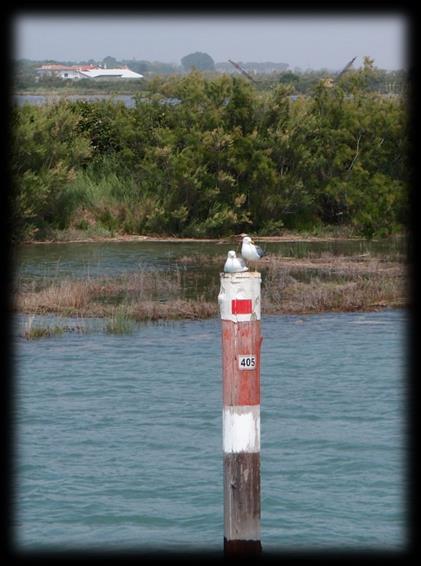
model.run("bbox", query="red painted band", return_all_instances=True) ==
[231,299,252,315]
[222,320,262,406]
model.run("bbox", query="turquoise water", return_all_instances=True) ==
[13,308,407,553]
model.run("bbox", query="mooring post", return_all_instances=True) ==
[218,271,262,556]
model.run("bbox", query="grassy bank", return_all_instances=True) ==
[14,253,407,327]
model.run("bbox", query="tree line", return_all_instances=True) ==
[10,59,408,241]
[14,55,406,96]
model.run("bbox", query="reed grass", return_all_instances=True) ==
[261,254,406,313]
[14,253,407,324]
[105,306,135,334]
[22,314,87,339]
[23,316,65,339]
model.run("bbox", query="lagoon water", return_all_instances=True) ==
[13,307,407,553]
[15,238,404,281]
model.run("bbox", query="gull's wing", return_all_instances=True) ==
[254,244,265,258]
[237,256,249,271]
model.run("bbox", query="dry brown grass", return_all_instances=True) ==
[262,254,407,314]
[14,253,407,321]
[14,269,217,321]
[16,279,94,314]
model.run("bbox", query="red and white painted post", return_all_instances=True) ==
[218,271,262,556]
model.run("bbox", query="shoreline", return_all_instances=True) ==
[17,302,406,330]
[21,232,403,246]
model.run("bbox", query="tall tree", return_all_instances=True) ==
[181,52,215,72]
[102,56,118,68]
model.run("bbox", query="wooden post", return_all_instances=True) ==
[218,271,262,556]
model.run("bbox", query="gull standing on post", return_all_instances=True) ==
[241,235,265,263]
[224,250,249,273]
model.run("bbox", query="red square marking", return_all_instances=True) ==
[231,299,253,315]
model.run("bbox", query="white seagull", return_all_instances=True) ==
[224,250,249,273]
[241,235,265,262]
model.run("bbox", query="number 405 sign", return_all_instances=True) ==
[238,355,256,370]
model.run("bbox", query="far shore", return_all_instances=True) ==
[21,231,403,246]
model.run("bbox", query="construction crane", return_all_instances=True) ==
[228,59,258,84]
[227,56,356,88]
[321,56,357,88]
[335,56,357,81]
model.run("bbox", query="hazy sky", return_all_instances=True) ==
[13,13,408,70]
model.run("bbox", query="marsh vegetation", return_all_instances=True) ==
[15,251,407,336]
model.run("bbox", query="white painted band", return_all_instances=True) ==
[223,405,260,453]
[218,272,261,322]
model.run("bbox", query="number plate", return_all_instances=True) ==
[238,355,256,370]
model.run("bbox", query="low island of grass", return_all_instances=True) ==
[15,246,407,339]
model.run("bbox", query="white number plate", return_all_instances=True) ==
[238,355,256,370]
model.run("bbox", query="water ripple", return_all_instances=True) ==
[13,309,407,551]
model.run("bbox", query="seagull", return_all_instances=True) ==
[224,250,249,273]
[241,235,265,262]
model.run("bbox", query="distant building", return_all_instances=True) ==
[36,64,143,80]
[36,64,97,79]
[79,67,144,80]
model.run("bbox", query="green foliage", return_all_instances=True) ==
[181,52,216,72]
[13,57,407,96]
[102,56,119,68]
[278,71,300,87]
[105,306,135,334]
[11,67,408,241]
[11,102,92,239]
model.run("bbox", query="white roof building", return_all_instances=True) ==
[79,68,143,79]
[36,64,143,80]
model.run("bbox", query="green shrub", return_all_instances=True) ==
[11,66,408,241]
